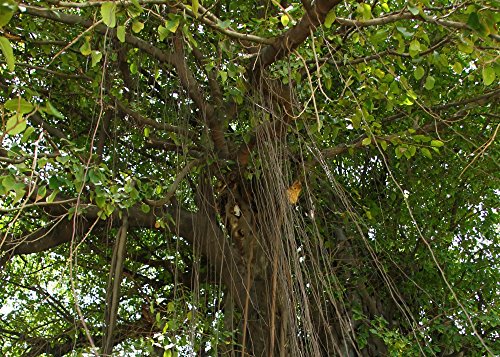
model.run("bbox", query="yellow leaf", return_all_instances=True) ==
[286,180,302,205]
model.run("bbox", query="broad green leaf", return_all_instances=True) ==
[351,115,361,130]
[356,3,372,20]
[396,26,414,38]
[0,0,17,28]
[141,203,150,213]
[5,98,34,114]
[2,175,16,191]
[324,10,336,29]
[362,137,371,146]
[101,2,117,28]
[407,3,420,15]
[431,140,444,147]
[457,40,473,54]
[452,62,462,74]
[281,15,290,27]
[218,20,231,29]
[46,101,64,119]
[91,50,102,67]
[167,302,175,312]
[395,146,405,159]
[482,66,495,86]
[158,25,169,41]
[165,18,180,33]
[6,113,26,135]
[192,0,199,18]
[380,140,388,151]
[467,12,485,33]
[0,36,15,71]
[409,39,421,57]
[132,20,144,33]
[421,147,432,159]
[21,126,35,143]
[36,185,47,200]
[117,25,126,42]
[130,0,141,10]
[424,75,435,90]
[408,145,417,157]
[130,61,138,74]
[144,126,150,138]
[79,40,92,56]
[414,66,425,80]
[13,187,26,204]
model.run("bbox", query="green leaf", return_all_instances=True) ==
[356,3,372,20]
[158,25,169,41]
[101,2,117,28]
[324,10,336,29]
[144,127,150,138]
[396,26,414,38]
[46,101,64,119]
[395,146,405,159]
[408,145,417,157]
[91,50,102,67]
[421,147,432,159]
[165,18,180,33]
[2,175,16,191]
[132,20,144,33]
[424,76,435,90]
[192,0,199,18]
[141,203,150,213]
[482,66,495,86]
[46,189,59,203]
[0,36,15,71]
[79,40,92,56]
[117,25,126,42]
[430,140,444,147]
[13,187,26,204]
[409,39,421,57]
[457,40,473,54]
[5,98,34,114]
[219,70,228,83]
[21,126,35,143]
[218,20,231,29]
[407,3,420,15]
[380,140,388,151]
[414,66,425,80]
[351,115,361,130]
[467,12,483,32]
[37,185,47,200]
[0,0,17,28]
[281,14,290,27]
[6,113,26,135]
[130,0,141,10]
[362,137,371,146]
[130,61,138,74]
[452,62,462,74]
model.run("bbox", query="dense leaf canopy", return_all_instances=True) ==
[0,0,499,356]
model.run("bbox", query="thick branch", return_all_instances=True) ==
[254,0,342,71]
[23,6,177,64]
[144,158,200,207]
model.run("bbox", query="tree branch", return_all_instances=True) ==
[254,0,342,71]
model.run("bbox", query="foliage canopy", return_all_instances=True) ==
[0,0,499,356]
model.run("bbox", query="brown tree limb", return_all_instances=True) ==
[171,35,229,156]
[254,0,342,71]
[144,158,201,207]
